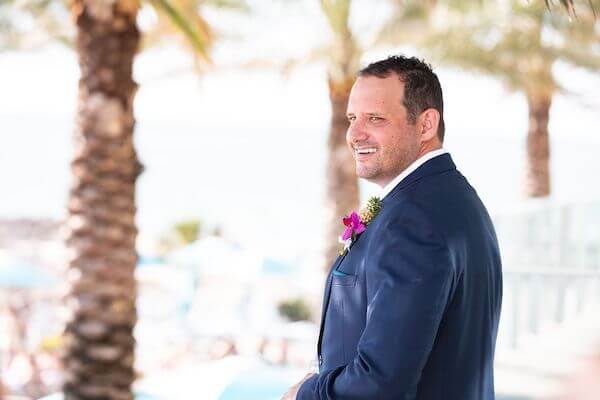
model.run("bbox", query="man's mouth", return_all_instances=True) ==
[354,147,377,158]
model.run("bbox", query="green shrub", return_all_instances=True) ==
[277,298,312,322]
[173,219,201,244]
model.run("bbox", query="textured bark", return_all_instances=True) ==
[323,76,359,272]
[63,0,142,399]
[319,1,361,273]
[525,94,551,197]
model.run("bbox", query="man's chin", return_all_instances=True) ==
[356,168,378,182]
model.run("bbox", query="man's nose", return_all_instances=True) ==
[347,121,368,144]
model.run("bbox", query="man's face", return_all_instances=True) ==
[346,75,421,187]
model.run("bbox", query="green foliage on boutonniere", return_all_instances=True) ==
[359,196,382,225]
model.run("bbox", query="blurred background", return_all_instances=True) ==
[1,0,599,399]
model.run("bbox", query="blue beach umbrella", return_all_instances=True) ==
[136,254,166,268]
[39,392,160,400]
[219,364,299,400]
[260,257,296,276]
[0,258,58,289]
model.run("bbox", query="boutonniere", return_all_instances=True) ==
[339,196,382,255]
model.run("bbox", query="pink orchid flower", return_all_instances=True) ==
[342,212,366,241]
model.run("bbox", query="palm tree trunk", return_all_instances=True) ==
[525,94,552,197]
[319,0,360,272]
[62,1,142,399]
[323,76,359,271]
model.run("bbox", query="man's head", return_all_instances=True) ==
[346,55,445,187]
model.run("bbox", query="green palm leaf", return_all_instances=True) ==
[0,0,247,63]
[148,0,211,62]
[544,0,597,17]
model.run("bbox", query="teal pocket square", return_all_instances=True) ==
[332,269,350,277]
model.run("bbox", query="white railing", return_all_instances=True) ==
[493,201,600,350]
[493,201,600,270]
[498,268,600,349]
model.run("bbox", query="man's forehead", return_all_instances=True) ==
[348,75,404,110]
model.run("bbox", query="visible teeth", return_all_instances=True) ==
[356,148,376,154]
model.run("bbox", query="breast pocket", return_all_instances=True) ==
[331,273,357,287]
[329,272,359,364]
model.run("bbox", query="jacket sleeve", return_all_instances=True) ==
[297,202,455,400]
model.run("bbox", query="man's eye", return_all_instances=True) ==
[369,116,382,122]
[347,116,356,122]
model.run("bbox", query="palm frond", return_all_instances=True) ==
[1,0,223,66]
[374,0,434,47]
[320,0,351,37]
[148,0,211,62]
[545,0,576,16]
[202,0,249,12]
[319,0,360,83]
[544,0,598,18]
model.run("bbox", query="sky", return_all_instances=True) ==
[1,2,599,265]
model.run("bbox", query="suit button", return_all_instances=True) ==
[319,355,323,366]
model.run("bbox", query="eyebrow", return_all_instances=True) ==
[346,112,384,117]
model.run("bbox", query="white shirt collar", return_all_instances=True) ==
[379,148,449,199]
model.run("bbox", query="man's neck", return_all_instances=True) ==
[417,144,443,160]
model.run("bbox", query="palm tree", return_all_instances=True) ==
[320,0,361,271]
[61,0,244,396]
[60,2,144,397]
[2,0,238,398]
[380,0,599,197]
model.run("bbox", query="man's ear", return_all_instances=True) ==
[418,108,440,142]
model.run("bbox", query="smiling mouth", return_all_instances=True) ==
[354,148,377,158]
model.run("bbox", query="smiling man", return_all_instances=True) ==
[282,55,503,400]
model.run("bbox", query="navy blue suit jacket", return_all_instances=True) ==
[298,154,502,400]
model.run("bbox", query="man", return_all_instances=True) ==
[282,55,503,399]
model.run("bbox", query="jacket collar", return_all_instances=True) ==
[383,153,457,203]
